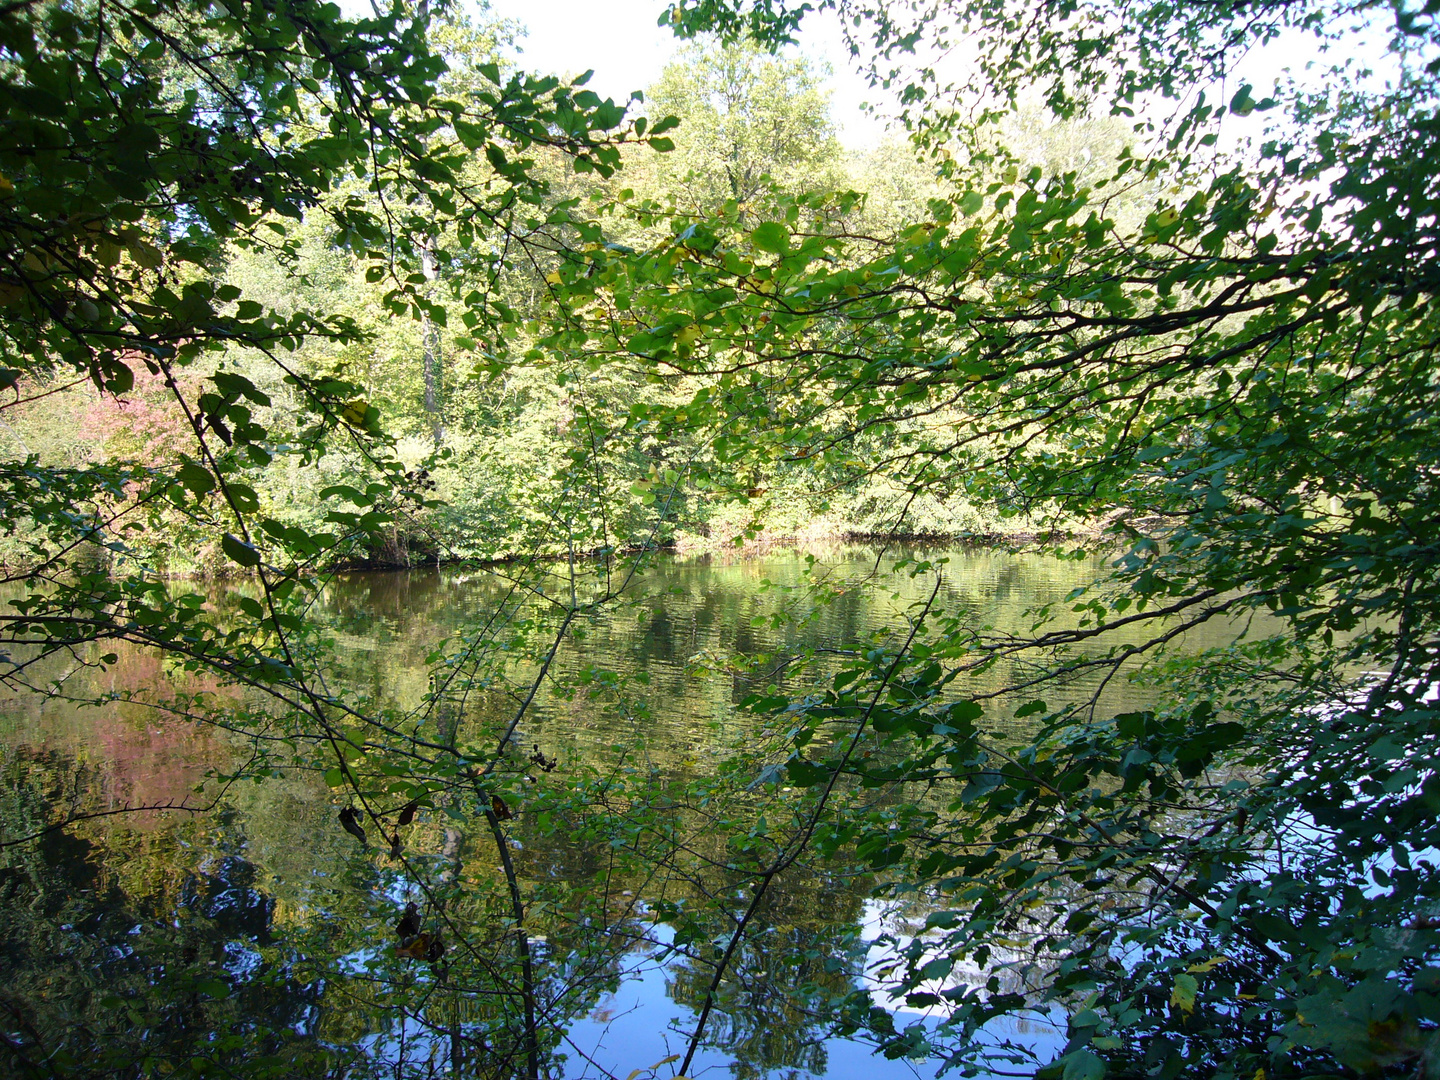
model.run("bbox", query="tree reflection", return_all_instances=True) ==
[0,551,1145,1078]
[661,863,873,1078]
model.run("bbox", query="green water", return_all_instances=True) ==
[0,546,1227,1079]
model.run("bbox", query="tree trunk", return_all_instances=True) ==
[421,242,444,446]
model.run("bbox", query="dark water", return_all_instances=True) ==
[0,546,1230,1078]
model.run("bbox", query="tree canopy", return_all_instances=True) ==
[3,0,1440,1077]
[640,0,1440,1075]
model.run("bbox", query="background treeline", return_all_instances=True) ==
[1,18,1125,574]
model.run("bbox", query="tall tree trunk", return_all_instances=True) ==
[421,242,444,446]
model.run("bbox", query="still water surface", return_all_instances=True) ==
[0,546,1210,1078]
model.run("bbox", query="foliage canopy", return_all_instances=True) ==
[3,0,1440,1077]
[640,0,1440,1076]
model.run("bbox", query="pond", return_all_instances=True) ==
[0,545,1236,1079]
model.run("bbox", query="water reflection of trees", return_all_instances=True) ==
[2,732,891,1078]
[0,753,334,1076]
[665,863,872,1080]
[0,743,628,1077]
[1,549,1189,1077]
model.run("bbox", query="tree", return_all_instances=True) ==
[0,2,676,1075]
[526,0,1440,1076]
[7,0,1440,1075]
[643,41,842,212]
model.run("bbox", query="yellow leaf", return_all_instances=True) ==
[395,933,431,959]
[1186,955,1230,973]
[545,271,562,285]
[1170,972,1198,1015]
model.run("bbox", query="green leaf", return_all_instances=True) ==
[320,484,371,506]
[1062,1050,1105,1080]
[750,222,789,253]
[194,978,230,999]
[221,533,261,568]
[453,118,487,149]
[176,461,214,498]
[226,482,260,514]
[212,372,270,406]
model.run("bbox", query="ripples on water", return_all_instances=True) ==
[0,546,1232,1077]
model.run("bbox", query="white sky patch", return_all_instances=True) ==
[479,0,901,147]
[337,0,1411,157]
[481,0,678,101]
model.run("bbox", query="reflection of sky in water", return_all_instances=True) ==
[859,900,1067,1072]
[223,938,263,981]
[566,922,941,1080]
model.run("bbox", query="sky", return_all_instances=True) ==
[478,0,896,147]
[466,0,1312,155]
[340,0,1399,156]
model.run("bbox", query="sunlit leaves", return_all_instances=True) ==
[520,0,1440,1076]
[750,221,790,253]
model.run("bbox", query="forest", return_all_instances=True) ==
[1,0,1438,1077]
